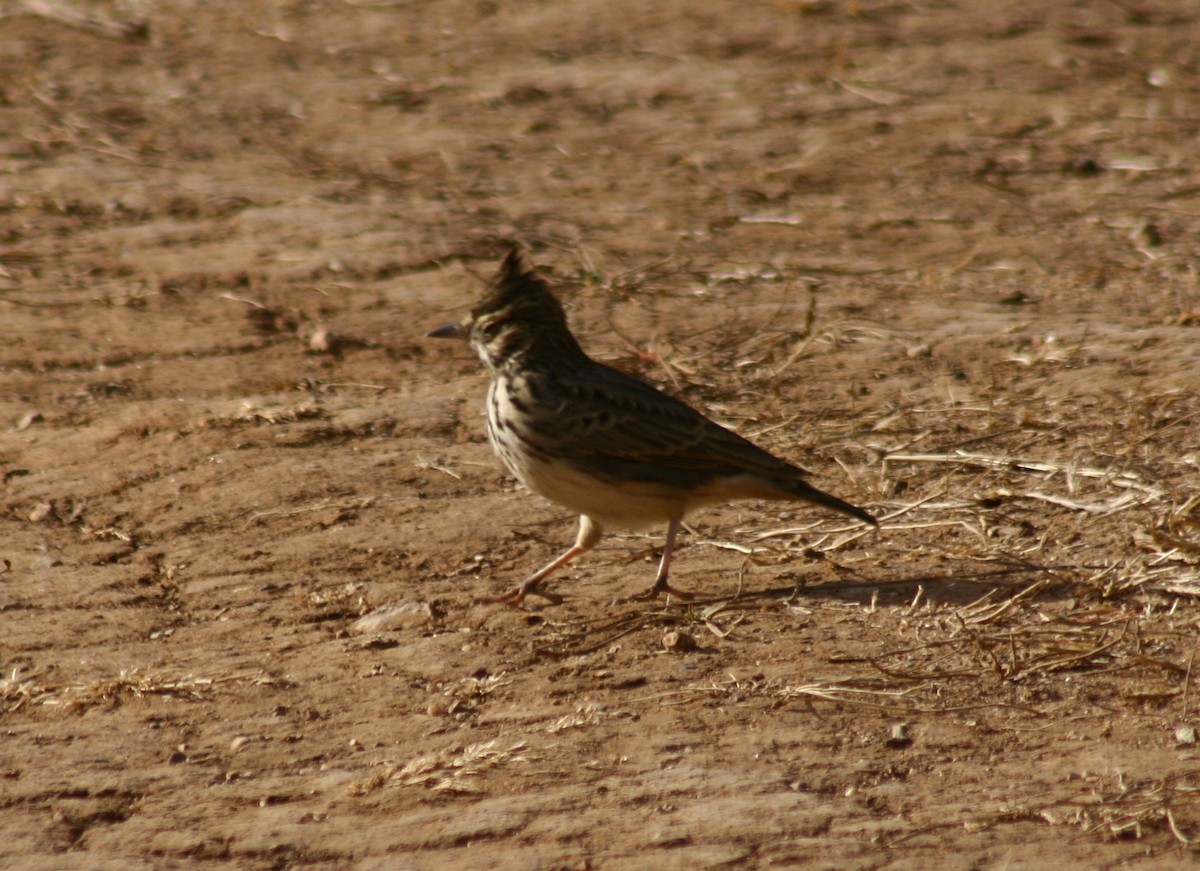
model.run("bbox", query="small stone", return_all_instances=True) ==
[352,602,433,634]
[14,411,42,432]
[306,327,368,356]
[29,503,54,523]
[307,328,338,354]
[886,723,912,748]
[662,630,698,653]
[1174,725,1197,746]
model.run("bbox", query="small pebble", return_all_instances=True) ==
[352,602,433,634]
[662,630,698,653]
[886,722,913,748]
[230,735,265,753]
[29,503,54,523]
[307,328,339,354]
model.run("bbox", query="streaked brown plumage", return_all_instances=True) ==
[428,248,877,605]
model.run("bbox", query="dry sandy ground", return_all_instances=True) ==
[3,1,1200,868]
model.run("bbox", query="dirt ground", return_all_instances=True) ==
[3,0,1200,868]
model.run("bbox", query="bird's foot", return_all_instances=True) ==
[621,576,695,603]
[484,579,565,608]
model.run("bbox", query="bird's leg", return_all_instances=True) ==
[488,516,603,606]
[631,516,695,601]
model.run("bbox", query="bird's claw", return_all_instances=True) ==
[618,577,695,604]
[484,581,565,607]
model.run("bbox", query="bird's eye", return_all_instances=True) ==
[480,320,503,340]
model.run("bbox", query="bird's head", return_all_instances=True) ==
[427,248,581,372]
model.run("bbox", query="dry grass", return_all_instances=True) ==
[352,739,532,795]
[1,667,290,715]
[890,773,1200,851]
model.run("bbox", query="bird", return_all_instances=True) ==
[427,248,878,605]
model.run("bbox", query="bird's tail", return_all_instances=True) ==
[787,478,878,527]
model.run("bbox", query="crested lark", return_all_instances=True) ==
[428,248,877,605]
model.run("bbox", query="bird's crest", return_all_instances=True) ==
[464,248,582,367]
[472,248,560,322]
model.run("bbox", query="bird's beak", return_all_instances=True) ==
[426,322,466,340]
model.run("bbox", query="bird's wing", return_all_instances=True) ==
[538,361,808,486]
[511,359,877,525]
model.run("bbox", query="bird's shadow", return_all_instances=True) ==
[522,560,1084,660]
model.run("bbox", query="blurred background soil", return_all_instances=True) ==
[2,1,1200,868]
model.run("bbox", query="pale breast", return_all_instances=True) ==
[485,377,684,529]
